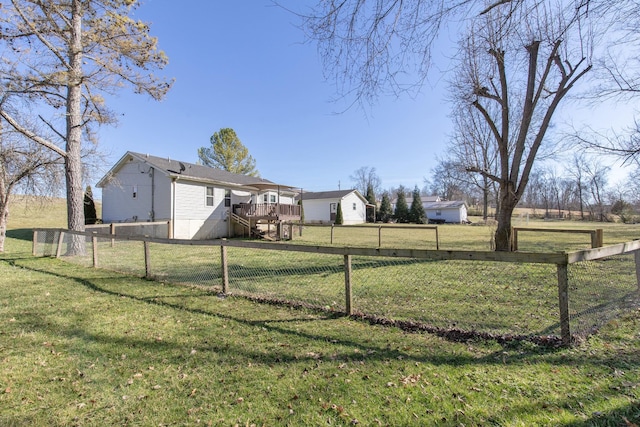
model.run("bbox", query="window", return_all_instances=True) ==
[436,209,442,216]
[206,186,214,206]
[263,194,268,203]
[270,194,276,203]
[132,185,137,199]
[224,189,231,207]
[353,203,357,210]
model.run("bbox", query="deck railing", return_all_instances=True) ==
[233,203,301,218]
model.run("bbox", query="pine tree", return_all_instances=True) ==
[365,183,376,222]
[83,186,98,225]
[378,192,393,223]
[394,186,409,223]
[409,185,426,224]
[335,201,344,225]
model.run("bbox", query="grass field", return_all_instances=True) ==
[2,197,640,425]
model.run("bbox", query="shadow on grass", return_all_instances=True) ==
[7,228,34,241]
[6,257,640,366]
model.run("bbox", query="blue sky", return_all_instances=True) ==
[97,1,453,194]
[97,1,634,197]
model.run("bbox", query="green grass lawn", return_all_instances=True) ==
[2,198,639,425]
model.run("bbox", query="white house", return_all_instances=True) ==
[423,200,468,224]
[301,189,371,225]
[97,152,299,239]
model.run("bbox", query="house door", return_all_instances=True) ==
[329,203,337,222]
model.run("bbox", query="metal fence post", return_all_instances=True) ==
[221,244,229,294]
[634,250,640,293]
[144,240,151,279]
[344,254,353,315]
[557,263,571,345]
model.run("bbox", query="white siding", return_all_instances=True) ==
[173,181,229,239]
[341,192,367,225]
[101,160,173,223]
[425,205,468,223]
[302,199,333,223]
[301,192,366,224]
[102,161,154,223]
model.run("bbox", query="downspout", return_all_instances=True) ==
[170,177,176,238]
[150,167,155,221]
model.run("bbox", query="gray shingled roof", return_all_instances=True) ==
[301,189,358,201]
[98,151,296,191]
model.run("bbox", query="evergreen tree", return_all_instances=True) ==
[365,183,376,222]
[394,186,409,223]
[378,192,393,223]
[335,201,344,225]
[83,186,98,225]
[198,128,259,176]
[409,185,426,224]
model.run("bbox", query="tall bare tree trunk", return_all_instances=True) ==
[494,181,517,251]
[0,194,8,253]
[65,0,85,254]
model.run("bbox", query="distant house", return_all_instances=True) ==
[423,200,468,224]
[391,195,441,211]
[97,151,300,239]
[301,189,371,224]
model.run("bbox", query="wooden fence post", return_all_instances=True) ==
[221,244,229,294]
[344,254,353,315]
[378,225,382,247]
[56,231,65,258]
[435,227,440,250]
[512,227,519,251]
[331,224,334,245]
[557,263,571,346]
[110,223,116,247]
[144,240,151,279]
[92,234,98,268]
[32,230,38,256]
[593,229,604,248]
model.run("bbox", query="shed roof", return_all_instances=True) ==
[423,200,467,209]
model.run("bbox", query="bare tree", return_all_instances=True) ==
[0,0,172,245]
[350,166,382,197]
[0,109,63,251]
[294,0,534,107]
[447,100,500,220]
[454,1,592,250]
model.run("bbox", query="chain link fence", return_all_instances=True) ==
[32,228,640,345]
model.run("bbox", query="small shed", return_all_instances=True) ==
[301,189,371,224]
[423,201,468,224]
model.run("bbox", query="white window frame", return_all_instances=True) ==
[206,186,215,207]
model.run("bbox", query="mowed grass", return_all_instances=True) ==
[2,198,640,425]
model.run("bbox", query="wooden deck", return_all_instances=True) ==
[233,203,301,222]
